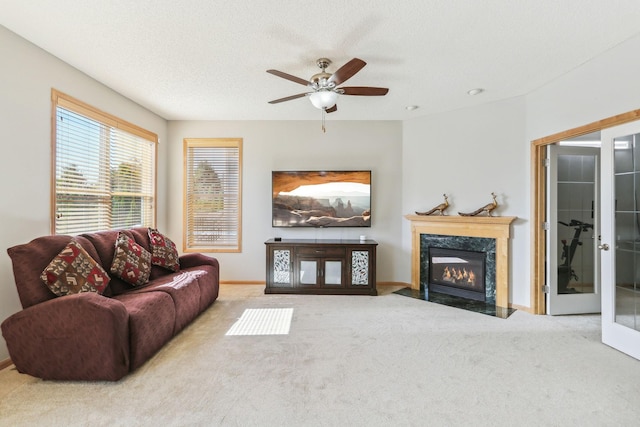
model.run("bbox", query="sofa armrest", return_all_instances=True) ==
[179,253,219,271]
[1,292,130,381]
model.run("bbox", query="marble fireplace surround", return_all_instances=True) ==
[405,215,517,309]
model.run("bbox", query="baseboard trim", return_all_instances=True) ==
[377,281,411,287]
[220,281,410,287]
[0,358,13,371]
[220,281,265,285]
[509,303,533,313]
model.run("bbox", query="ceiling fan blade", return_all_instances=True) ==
[268,93,309,104]
[341,86,389,96]
[325,105,338,114]
[266,69,310,86]
[328,58,366,86]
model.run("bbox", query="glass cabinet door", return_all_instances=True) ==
[299,259,343,286]
[299,260,318,285]
[324,260,343,285]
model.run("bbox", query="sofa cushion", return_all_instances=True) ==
[132,271,203,334]
[110,232,152,286]
[40,240,110,297]
[148,228,180,272]
[113,291,176,371]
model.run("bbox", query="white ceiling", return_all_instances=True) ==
[2,1,640,121]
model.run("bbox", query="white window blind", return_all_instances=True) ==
[52,90,157,235]
[184,138,242,252]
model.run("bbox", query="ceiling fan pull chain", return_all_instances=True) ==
[322,108,326,133]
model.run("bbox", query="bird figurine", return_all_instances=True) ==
[458,192,498,217]
[416,194,449,216]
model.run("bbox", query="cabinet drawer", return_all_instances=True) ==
[296,246,346,257]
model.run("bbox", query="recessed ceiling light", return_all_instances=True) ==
[467,88,484,96]
[406,105,419,111]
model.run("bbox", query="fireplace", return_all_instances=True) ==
[403,214,517,318]
[428,247,486,302]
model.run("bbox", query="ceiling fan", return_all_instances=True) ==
[266,57,389,114]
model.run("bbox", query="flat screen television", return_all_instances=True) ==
[272,170,371,227]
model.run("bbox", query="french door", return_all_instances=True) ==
[601,121,640,360]
[546,145,600,314]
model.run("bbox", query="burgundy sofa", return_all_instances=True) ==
[1,227,219,381]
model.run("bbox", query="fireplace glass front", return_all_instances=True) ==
[428,247,486,302]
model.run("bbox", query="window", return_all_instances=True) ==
[184,138,242,253]
[51,89,157,235]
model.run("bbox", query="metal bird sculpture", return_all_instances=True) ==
[416,194,449,216]
[458,192,498,217]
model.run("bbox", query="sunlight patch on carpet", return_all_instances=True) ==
[225,308,293,336]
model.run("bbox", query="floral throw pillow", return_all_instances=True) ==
[110,232,152,286]
[41,240,110,296]
[148,228,180,272]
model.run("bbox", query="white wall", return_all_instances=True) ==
[167,120,403,283]
[526,32,640,142]
[0,26,167,360]
[401,98,530,305]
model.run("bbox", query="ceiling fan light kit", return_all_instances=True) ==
[309,90,338,109]
[267,57,389,131]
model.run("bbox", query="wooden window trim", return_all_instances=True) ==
[50,88,158,234]
[52,89,158,142]
[183,138,243,253]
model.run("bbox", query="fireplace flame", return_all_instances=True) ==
[442,266,476,286]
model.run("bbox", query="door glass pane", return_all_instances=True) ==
[614,133,640,330]
[324,261,342,285]
[557,154,596,294]
[300,260,317,285]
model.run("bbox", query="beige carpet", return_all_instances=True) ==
[1,285,639,426]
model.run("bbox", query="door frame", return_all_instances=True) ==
[530,108,640,314]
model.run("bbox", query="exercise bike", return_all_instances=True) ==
[558,219,593,293]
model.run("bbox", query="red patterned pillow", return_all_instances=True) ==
[41,240,110,296]
[110,232,151,286]
[148,228,180,272]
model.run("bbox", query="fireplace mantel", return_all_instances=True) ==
[405,214,517,309]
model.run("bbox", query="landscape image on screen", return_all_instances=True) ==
[272,171,371,227]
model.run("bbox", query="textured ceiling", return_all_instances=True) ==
[2,1,640,121]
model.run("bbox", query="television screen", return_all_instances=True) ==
[272,170,371,227]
